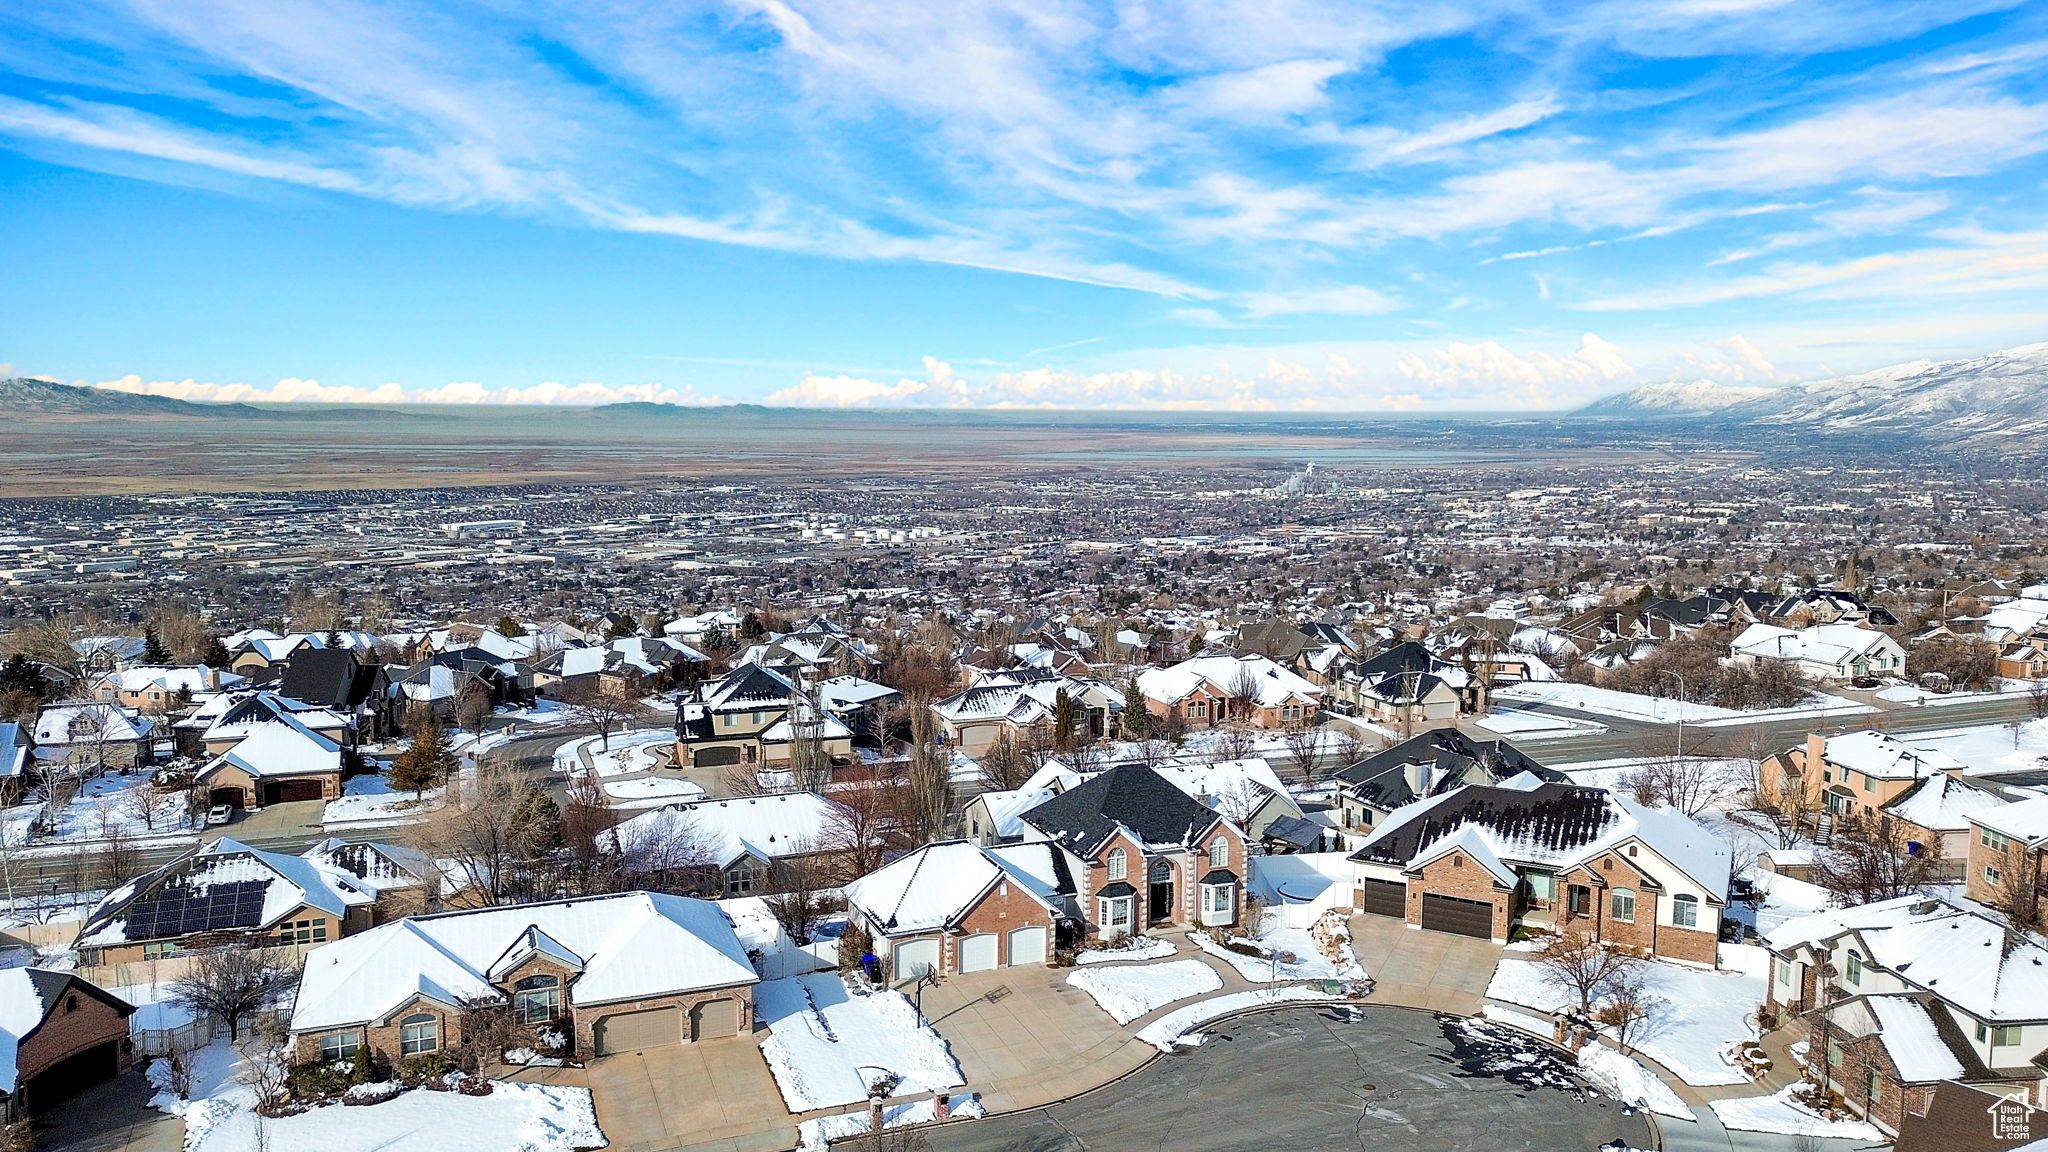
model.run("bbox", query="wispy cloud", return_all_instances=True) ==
[88,374,728,406]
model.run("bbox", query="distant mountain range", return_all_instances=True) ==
[0,377,414,421]
[1577,342,2048,448]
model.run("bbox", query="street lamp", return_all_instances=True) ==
[1658,670,1685,759]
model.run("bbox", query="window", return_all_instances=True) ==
[725,865,757,897]
[513,975,561,1024]
[1672,894,1699,929]
[318,1030,362,1063]
[399,1013,439,1055]
[1611,888,1636,924]
[1106,848,1127,881]
[65,995,78,1013]
[1845,951,1863,985]
[1187,700,1207,719]
[1775,958,1793,986]
[1982,828,2012,852]
[1097,895,1133,933]
[1866,1066,1882,1103]
[277,918,328,946]
[1980,1023,2021,1047]
[1986,865,2004,887]
[1209,838,1228,868]
[143,941,177,960]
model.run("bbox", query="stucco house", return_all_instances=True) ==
[1729,622,1905,683]
[1136,651,1321,730]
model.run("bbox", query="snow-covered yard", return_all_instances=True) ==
[1485,955,1766,1087]
[723,897,840,980]
[1477,709,1610,739]
[756,974,967,1112]
[1065,959,1221,1024]
[1494,683,1872,728]
[600,776,706,808]
[1576,1044,1696,1121]
[558,731,676,778]
[4,770,197,845]
[1074,937,1177,965]
[1902,717,2048,776]
[1133,987,1342,1051]
[1710,1085,1884,1140]
[153,1040,606,1152]
[321,774,442,828]
[1190,928,1365,983]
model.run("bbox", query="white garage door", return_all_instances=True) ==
[1006,925,1047,967]
[594,1007,679,1055]
[895,938,940,982]
[958,933,998,973]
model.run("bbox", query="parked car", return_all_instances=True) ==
[206,804,233,826]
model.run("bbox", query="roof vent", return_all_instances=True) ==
[1910,900,1938,916]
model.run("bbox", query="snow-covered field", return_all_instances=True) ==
[795,1095,985,1151]
[1065,959,1221,1024]
[1074,937,1178,965]
[1477,710,1611,739]
[724,897,839,979]
[1133,987,1343,1051]
[1710,1085,1884,1140]
[1485,956,1765,1086]
[4,771,197,846]
[155,1040,605,1152]
[1902,718,2048,776]
[321,774,441,828]
[1494,683,1872,728]
[757,974,967,1111]
[1576,1044,1696,1121]
[1190,928,1365,983]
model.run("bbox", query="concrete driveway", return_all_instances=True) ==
[39,1071,181,1152]
[561,1035,795,1152]
[1346,913,1503,1014]
[920,958,1155,1114]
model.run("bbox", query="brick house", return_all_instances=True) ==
[194,710,350,809]
[611,792,851,898]
[671,664,854,773]
[0,969,135,1119]
[1763,896,2048,1134]
[289,891,759,1066]
[1135,652,1321,731]
[1348,780,1729,963]
[843,840,1068,981]
[1965,794,2048,928]
[1017,765,1249,940]
[1331,730,1565,844]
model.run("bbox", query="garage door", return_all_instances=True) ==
[958,933,998,974]
[22,1041,120,1111]
[690,998,741,1040]
[263,778,326,804]
[594,1007,679,1055]
[208,786,248,809]
[1359,878,1406,917]
[895,938,940,982]
[1007,926,1047,967]
[1420,893,1495,940]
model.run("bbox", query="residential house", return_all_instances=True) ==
[1016,765,1248,939]
[1135,651,1321,730]
[1965,794,2048,928]
[671,664,852,772]
[194,711,348,809]
[812,674,900,745]
[1759,730,2003,860]
[1348,779,1730,962]
[300,837,442,924]
[930,668,1120,757]
[1333,641,1472,728]
[90,665,242,714]
[275,649,396,741]
[611,792,849,897]
[1729,623,1906,683]
[288,892,759,1064]
[1996,630,2048,682]
[30,703,155,769]
[181,690,356,758]
[0,969,135,1118]
[963,786,1062,846]
[75,837,377,966]
[1332,730,1565,841]
[0,723,26,804]
[1764,896,2048,1132]
[843,840,1068,980]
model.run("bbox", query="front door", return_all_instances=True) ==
[1148,860,1175,925]
[1567,884,1591,919]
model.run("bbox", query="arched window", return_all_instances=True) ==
[1610,888,1636,924]
[1106,849,1127,880]
[513,974,562,1023]
[1671,894,1699,929]
[1149,859,1173,883]
[1209,837,1228,868]
[400,1013,439,1055]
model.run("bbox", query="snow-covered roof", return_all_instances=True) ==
[1886,773,2007,834]
[78,837,374,948]
[0,724,24,780]
[1825,730,1964,782]
[198,712,342,780]
[98,665,242,694]
[1731,622,1897,666]
[290,891,756,1032]
[613,792,844,870]
[1151,757,1299,819]
[1975,793,2048,848]
[843,840,1062,936]
[1766,896,2048,1023]
[32,703,153,747]
[196,691,352,741]
[1136,652,1322,707]
[1863,995,1967,1082]
[971,787,1059,840]
[0,969,47,1093]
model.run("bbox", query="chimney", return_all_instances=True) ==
[933,1093,951,1121]
[868,1096,885,1136]
[1805,731,1827,778]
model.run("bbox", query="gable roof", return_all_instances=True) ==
[78,837,374,948]
[1337,730,1564,807]
[1020,764,1227,856]
[613,792,844,870]
[1765,896,2048,1024]
[842,840,1063,935]
[289,891,756,1032]
[197,711,343,781]
[0,969,134,1093]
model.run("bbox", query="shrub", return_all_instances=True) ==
[288,1061,353,1102]
[1223,939,1263,957]
[399,1053,454,1085]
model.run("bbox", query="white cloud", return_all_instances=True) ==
[1816,186,1950,233]
[1172,59,1349,121]
[1236,284,1400,319]
[1395,333,1635,407]
[88,374,727,405]
[1681,335,1776,382]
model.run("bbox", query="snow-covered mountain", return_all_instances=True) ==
[1578,341,2048,447]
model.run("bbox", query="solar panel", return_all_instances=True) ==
[123,879,271,940]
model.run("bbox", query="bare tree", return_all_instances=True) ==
[764,849,829,946]
[978,733,1032,791]
[1730,778,1823,851]
[1532,925,1643,1015]
[1619,754,1730,817]
[93,811,139,890]
[1811,817,1943,907]
[454,680,493,735]
[1280,721,1321,785]
[560,681,647,752]
[609,802,721,894]
[1211,724,1256,763]
[818,764,901,882]
[2031,677,2048,721]
[905,694,950,842]
[236,1018,294,1114]
[408,762,532,905]
[1988,839,2044,931]
[1223,661,1263,725]
[168,946,300,1041]
[1594,968,1666,1056]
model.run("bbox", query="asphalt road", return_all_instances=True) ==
[927,1005,1653,1152]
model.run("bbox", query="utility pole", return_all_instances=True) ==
[1659,670,1686,759]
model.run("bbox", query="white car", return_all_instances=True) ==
[206,804,234,826]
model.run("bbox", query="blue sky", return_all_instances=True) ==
[3,0,2047,410]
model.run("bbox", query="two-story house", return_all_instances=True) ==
[1965,794,2048,928]
[1135,651,1321,731]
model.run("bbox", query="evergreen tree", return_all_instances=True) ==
[1053,688,1078,751]
[389,719,457,797]
[141,625,170,665]
[510,785,563,860]
[606,615,639,640]
[201,636,233,667]
[323,625,342,650]
[739,612,765,640]
[494,615,526,638]
[1121,678,1149,739]
[0,655,50,701]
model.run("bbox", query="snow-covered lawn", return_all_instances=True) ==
[1190,928,1365,983]
[1074,937,1177,965]
[1065,959,1221,1025]
[1485,955,1765,1087]
[154,1040,605,1152]
[1902,718,2048,776]
[562,731,676,778]
[723,897,839,979]
[1494,683,1872,728]
[600,776,706,807]
[5,771,197,845]
[321,774,442,828]
[1133,987,1343,1051]
[1730,869,1831,939]
[1576,1044,1696,1121]
[756,974,967,1112]
[1710,1085,1884,1140]
[795,1096,985,1151]
[1477,710,1610,738]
